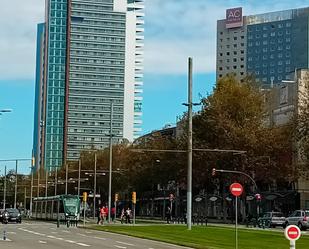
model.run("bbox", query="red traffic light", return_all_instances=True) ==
[255,193,261,201]
[212,168,216,176]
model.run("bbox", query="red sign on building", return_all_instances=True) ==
[226,7,243,29]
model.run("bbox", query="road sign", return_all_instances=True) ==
[230,183,243,197]
[285,225,301,241]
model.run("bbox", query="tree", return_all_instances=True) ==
[192,75,293,188]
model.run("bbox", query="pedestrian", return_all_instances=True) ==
[111,206,116,222]
[100,206,106,225]
[125,207,131,224]
[104,206,109,222]
[120,208,125,224]
[166,206,171,224]
[97,207,101,224]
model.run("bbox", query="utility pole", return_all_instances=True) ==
[94,153,97,220]
[186,57,193,230]
[3,166,6,209]
[24,187,27,211]
[14,160,18,208]
[65,163,68,195]
[108,102,114,223]
[30,165,34,217]
[45,169,48,215]
[78,159,81,197]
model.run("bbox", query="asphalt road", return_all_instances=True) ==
[0,221,190,249]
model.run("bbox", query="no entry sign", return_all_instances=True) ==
[285,225,301,241]
[230,183,243,197]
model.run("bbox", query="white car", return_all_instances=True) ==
[284,210,309,231]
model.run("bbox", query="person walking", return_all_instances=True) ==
[120,208,125,224]
[111,206,116,222]
[125,207,131,224]
[100,206,106,225]
[166,206,172,224]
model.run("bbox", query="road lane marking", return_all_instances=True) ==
[115,246,127,249]
[77,233,106,240]
[0,238,12,242]
[7,232,16,234]
[93,236,106,240]
[65,240,76,243]
[76,242,91,247]
[18,227,92,247]
[39,240,47,244]
[116,241,135,246]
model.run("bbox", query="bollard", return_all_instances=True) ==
[3,225,6,241]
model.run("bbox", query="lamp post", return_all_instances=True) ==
[3,166,7,209]
[94,153,97,220]
[108,102,114,223]
[14,160,18,208]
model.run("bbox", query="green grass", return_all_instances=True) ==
[90,225,309,249]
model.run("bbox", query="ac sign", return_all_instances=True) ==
[226,7,243,29]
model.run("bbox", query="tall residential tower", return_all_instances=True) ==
[33,0,144,170]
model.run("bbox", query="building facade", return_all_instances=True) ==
[263,69,309,209]
[33,0,144,170]
[217,7,309,85]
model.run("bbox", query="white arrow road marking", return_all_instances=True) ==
[116,241,135,246]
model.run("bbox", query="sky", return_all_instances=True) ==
[0,0,308,173]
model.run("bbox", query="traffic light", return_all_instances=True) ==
[115,193,119,202]
[132,191,136,204]
[255,193,261,201]
[31,157,35,167]
[212,168,216,176]
[83,192,88,202]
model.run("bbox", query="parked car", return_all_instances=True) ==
[5,208,22,223]
[258,212,286,228]
[284,210,309,230]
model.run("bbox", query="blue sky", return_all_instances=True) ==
[0,0,308,173]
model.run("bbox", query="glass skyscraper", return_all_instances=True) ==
[33,0,144,170]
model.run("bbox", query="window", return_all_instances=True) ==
[233,65,237,69]
[233,51,237,55]
[227,52,230,56]
[233,58,237,62]
[234,37,237,40]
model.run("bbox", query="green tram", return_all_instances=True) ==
[33,195,80,227]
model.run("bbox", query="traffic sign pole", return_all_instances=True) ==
[285,225,301,249]
[230,183,243,249]
[235,196,238,249]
